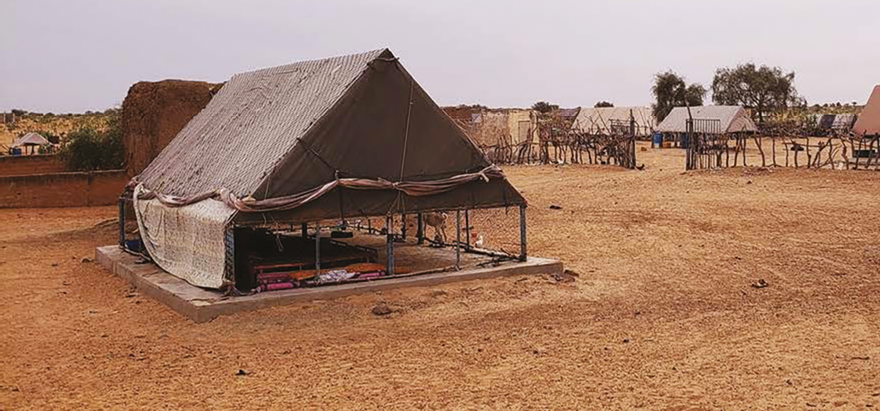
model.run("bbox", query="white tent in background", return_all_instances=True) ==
[570,107,655,137]
[656,106,758,134]
[10,132,51,154]
[12,132,50,147]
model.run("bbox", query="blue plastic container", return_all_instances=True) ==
[125,239,143,251]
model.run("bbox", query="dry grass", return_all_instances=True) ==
[1,143,880,410]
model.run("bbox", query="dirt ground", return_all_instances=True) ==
[2,143,880,410]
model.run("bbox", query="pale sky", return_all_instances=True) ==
[2,0,878,113]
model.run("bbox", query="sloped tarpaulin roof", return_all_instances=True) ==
[136,48,526,225]
[571,107,655,136]
[852,85,880,137]
[812,113,858,131]
[556,108,580,119]
[830,114,857,131]
[12,132,50,147]
[656,106,758,134]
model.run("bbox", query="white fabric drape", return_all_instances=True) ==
[133,184,236,289]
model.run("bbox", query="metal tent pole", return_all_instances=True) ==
[315,223,321,271]
[416,213,424,245]
[386,215,394,275]
[464,209,470,250]
[519,205,527,262]
[455,210,461,270]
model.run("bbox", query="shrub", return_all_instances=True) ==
[58,112,124,171]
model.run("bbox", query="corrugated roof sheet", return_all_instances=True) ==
[138,48,389,197]
[12,132,50,147]
[852,85,880,136]
[571,107,655,136]
[656,105,758,134]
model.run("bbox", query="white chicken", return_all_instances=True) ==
[474,234,484,248]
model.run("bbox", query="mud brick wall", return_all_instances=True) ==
[122,80,220,176]
[0,155,66,176]
[0,170,128,208]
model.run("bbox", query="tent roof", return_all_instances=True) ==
[571,107,655,135]
[139,49,388,197]
[656,105,758,134]
[852,85,880,136]
[137,48,525,222]
[12,132,50,147]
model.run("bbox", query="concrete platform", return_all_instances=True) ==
[96,242,562,323]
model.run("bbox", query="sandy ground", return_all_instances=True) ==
[2,143,880,410]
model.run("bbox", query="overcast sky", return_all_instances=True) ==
[1,0,878,113]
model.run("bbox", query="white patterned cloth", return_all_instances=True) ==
[133,184,236,289]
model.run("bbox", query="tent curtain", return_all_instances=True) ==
[133,184,235,289]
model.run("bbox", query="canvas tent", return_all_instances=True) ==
[571,107,655,136]
[130,48,527,289]
[852,85,880,137]
[656,106,758,134]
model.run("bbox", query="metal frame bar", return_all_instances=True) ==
[315,223,321,271]
[455,210,461,270]
[464,209,470,250]
[416,213,424,245]
[386,215,394,275]
[519,205,527,261]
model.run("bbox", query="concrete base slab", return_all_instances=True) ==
[96,245,562,323]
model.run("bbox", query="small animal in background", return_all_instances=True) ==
[474,234,484,248]
[404,212,448,244]
[423,212,448,244]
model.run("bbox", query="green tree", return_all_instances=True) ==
[58,110,124,171]
[594,101,614,108]
[711,63,801,123]
[651,71,706,122]
[531,101,558,114]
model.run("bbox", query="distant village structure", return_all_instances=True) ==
[443,106,539,149]
[657,105,758,135]
[570,106,655,137]
[656,105,758,147]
